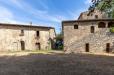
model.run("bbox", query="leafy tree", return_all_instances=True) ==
[55,32,63,50]
[90,0,114,18]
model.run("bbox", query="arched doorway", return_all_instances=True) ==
[98,22,106,28]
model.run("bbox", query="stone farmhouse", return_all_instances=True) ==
[62,9,114,53]
[0,23,56,51]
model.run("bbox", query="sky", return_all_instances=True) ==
[0,0,92,33]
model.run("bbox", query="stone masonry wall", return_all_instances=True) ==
[0,25,55,51]
[63,21,114,53]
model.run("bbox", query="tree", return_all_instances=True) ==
[55,32,63,50]
[90,0,114,18]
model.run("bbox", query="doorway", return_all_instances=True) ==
[36,43,41,50]
[20,41,25,50]
[106,43,110,53]
[85,43,89,52]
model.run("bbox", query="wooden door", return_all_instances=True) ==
[86,43,89,52]
[106,43,110,53]
[36,43,41,50]
[20,41,25,50]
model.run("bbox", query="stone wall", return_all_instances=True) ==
[0,25,55,51]
[78,9,108,20]
[63,20,114,53]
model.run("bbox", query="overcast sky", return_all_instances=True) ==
[0,0,92,33]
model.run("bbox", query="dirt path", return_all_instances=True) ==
[0,52,114,75]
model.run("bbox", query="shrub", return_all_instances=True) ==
[110,27,114,33]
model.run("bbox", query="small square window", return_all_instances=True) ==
[74,25,78,29]
[20,30,24,36]
[95,15,98,19]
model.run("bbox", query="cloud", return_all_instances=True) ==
[1,0,67,23]
[85,0,92,5]
[0,6,16,23]
[0,6,14,19]
[68,8,87,20]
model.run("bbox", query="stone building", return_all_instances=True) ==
[0,23,56,51]
[62,9,114,53]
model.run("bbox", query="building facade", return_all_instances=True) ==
[62,9,114,53]
[0,23,56,51]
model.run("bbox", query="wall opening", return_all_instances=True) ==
[20,30,24,36]
[74,25,78,29]
[106,43,110,53]
[108,22,114,28]
[36,43,41,50]
[36,31,40,37]
[91,26,95,33]
[85,43,89,52]
[95,15,98,19]
[20,41,25,50]
[98,22,106,28]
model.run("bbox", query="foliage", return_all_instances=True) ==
[90,0,114,18]
[55,32,63,50]
[110,27,114,33]
[55,32,63,41]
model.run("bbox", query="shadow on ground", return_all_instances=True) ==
[0,53,114,75]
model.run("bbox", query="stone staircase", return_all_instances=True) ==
[67,28,114,53]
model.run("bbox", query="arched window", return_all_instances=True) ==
[108,22,114,28]
[74,25,78,29]
[98,22,106,28]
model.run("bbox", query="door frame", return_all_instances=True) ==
[106,43,110,53]
[20,41,25,50]
[85,43,89,52]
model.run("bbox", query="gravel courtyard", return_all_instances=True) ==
[0,52,114,75]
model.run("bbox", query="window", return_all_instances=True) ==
[20,30,24,36]
[36,43,41,50]
[36,31,40,37]
[74,25,78,29]
[95,15,98,19]
[108,22,114,28]
[91,26,95,33]
[98,22,106,28]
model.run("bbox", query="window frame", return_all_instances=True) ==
[74,25,79,29]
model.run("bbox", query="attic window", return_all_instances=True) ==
[74,25,78,29]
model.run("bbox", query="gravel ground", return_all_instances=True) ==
[0,53,114,75]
